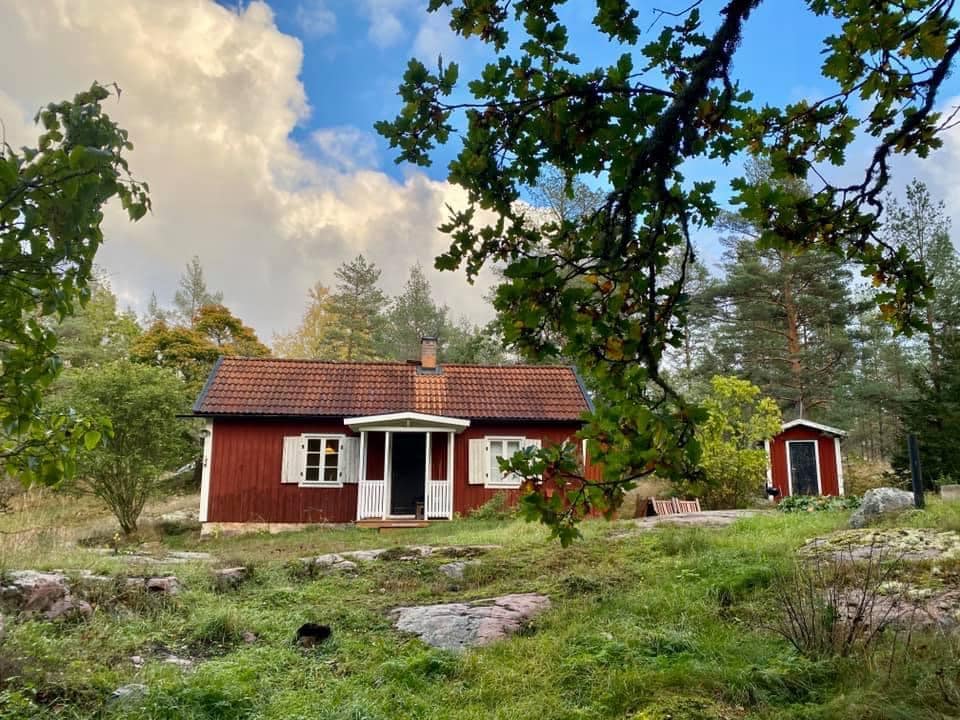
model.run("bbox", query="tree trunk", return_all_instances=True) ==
[783,272,804,416]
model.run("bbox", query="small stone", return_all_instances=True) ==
[21,582,68,614]
[242,631,257,644]
[43,595,93,622]
[145,576,180,595]
[213,566,250,590]
[110,683,148,704]
[302,554,358,572]
[130,655,144,668]
[165,551,212,562]
[162,654,194,669]
[438,560,481,581]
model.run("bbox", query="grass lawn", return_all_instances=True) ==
[2,495,960,719]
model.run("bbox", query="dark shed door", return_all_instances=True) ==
[788,441,819,496]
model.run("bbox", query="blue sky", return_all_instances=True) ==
[3,1,958,341]
[251,0,960,262]
[261,0,850,187]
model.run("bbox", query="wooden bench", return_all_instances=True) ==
[649,497,702,516]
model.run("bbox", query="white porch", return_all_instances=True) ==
[344,412,470,522]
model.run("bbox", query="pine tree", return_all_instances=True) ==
[882,179,960,378]
[706,231,856,419]
[380,264,450,361]
[327,255,387,361]
[173,256,223,327]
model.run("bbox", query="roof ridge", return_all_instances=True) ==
[219,356,577,370]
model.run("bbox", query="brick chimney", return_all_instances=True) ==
[420,336,438,370]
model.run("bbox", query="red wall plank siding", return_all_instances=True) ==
[208,418,365,523]
[208,418,590,523]
[451,423,583,516]
[769,426,840,498]
[366,432,385,480]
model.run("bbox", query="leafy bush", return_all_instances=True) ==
[678,376,781,509]
[468,491,515,520]
[777,495,861,513]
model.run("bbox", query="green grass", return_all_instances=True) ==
[2,499,960,719]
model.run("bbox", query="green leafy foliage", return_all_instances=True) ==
[377,0,960,537]
[777,495,861,513]
[131,303,268,392]
[679,376,782,509]
[0,83,150,486]
[49,360,194,533]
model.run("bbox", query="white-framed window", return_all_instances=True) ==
[487,436,525,487]
[468,435,541,488]
[302,435,343,486]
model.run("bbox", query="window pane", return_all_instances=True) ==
[305,466,319,482]
[305,452,321,468]
[324,467,338,483]
[489,441,502,481]
[324,438,339,454]
[506,440,521,456]
[307,438,323,452]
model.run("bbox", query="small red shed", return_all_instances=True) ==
[766,419,846,498]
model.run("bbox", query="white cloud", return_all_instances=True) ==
[0,0,497,342]
[311,126,379,171]
[295,0,336,37]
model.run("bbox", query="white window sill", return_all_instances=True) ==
[298,481,344,489]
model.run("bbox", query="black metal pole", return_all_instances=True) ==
[907,434,924,509]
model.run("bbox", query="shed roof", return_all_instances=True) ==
[780,419,847,437]
[193,357,592,422]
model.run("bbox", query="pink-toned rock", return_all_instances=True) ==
[43,596,93,622]
[144,576,180,595]
[392,593,551,652]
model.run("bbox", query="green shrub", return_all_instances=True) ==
[777,495,861,513]
[468,492,515,520]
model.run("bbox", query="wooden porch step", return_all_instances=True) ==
[356,519,431,530]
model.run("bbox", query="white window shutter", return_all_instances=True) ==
[468,438,486,485]
[340,437,360,483]
[281,436,302,484]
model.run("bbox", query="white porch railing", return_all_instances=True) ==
[425,480,453,519]
[357,480,386,520]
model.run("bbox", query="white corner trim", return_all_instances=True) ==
[834,436,845,496]
[199,419,213,522]
[764,439,773,501]
[786,439,822,496]
[781,418,847,437]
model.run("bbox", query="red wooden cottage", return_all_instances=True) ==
[192,338,593,533]
[766,419,846,499]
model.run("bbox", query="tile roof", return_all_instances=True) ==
[193,357,591,422]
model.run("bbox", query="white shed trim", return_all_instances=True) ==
[199,419,214,522]
[781,419,847,437]
[834,436,845,496]
[786,439,823,496]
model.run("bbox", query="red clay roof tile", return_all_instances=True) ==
[193,357,590,421]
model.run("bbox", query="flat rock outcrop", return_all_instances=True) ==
[392,593,551,652]
[301,544,500,570]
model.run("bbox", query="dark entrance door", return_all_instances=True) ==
[788,441,819,496]
[391,433,425,516]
